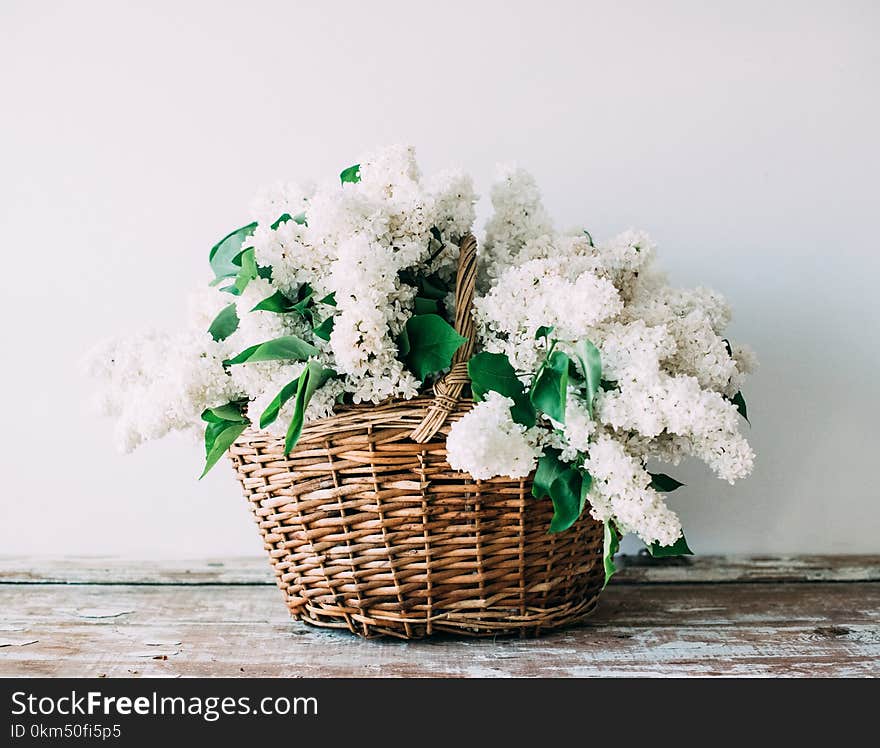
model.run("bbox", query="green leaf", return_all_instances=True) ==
[648,534,694,558]
[530,350,570,423]
[285,361,335,454]
[398,270,450,301]
[414,297,439,315]
[199,402,249,478]
[312,315,335,341]
[579,469,593,514]
[397,326,411,358]
[548,468,584,533]
[270,211,306,230]
[532,448,567,500]
[467,351,536,427]
[207,303,239,342]
[251,290,297,313]
[270,213,292,230]
[534,325,554,340]
[650,473,685,492]
[317,292,336,306]
[224,335,320,366]
[401,314,467,381]
[209,222,257,282]
[730,391,750,424]
[200,422,247,478]
[583,229,595,247]
[340,164,361,184]
[203,402,248,423]
[468,352,523,400]
[220,247,259,296]
[259,378,302,429]
[420,275,449,300]
[603,522,621,588]
[573,339,602,416]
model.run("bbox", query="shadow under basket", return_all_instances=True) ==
[227,234,605,638]
[228,399,605,639]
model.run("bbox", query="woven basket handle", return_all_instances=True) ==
[410,233,477,443]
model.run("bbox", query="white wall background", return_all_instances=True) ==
[2,0,878,558]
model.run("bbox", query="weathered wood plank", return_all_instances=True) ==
[1,555,878,586]
[1,583,877,677]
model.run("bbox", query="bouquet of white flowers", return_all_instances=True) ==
[87,145,754,595]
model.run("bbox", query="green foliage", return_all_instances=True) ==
[251,290,297,313]
[532,448,567,500]
[312,315,334,341]
[224,335,319,366]
[467,351,536,427]
[258,378,301,429]
[257,363,336,455]
[399,314,467,381]
[270,212,307,230]
[730,391,750,424]
[199,402,249,478]
[207,304,239,342]
[534,325,554,341]
[250,286,335,341]
[530,350,570,423]
[649,473,685,492]
[208,223,257,283]
[648,534,694,558]
[548,468,583,533]
[284,361,335,454]
[205,402,247,422]
[580,471,594,514]
[419,275,449,300]
[226,247,259,296]
[399,269,450,301]
[414,297,440,315]
[270,213,291,230]
[533,447,593,534]
[340,164,361,184]
[603,522,621,588]
[572,339,602,416]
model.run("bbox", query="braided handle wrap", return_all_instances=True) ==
[409,233,477,443]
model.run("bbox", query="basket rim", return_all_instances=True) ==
[234,394,475,448]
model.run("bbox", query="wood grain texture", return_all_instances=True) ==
[2,554,878,585]
[1,556,878,678]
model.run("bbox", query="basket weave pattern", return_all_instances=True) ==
[229,235,605,638]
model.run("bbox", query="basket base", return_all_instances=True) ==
[283,592,601,639]
[230,415,606,641]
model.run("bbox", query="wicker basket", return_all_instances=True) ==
[229,235,605,638]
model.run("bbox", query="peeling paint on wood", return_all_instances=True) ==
[0,558,877,677]
[1,554,877,586]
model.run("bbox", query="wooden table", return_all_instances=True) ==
[1,555,877,677]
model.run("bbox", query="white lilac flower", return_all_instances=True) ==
[446,392,543,480]
[86,147,755,547]
[479,164,554,286]
[583,435,683,547]
[83,329,241,453]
